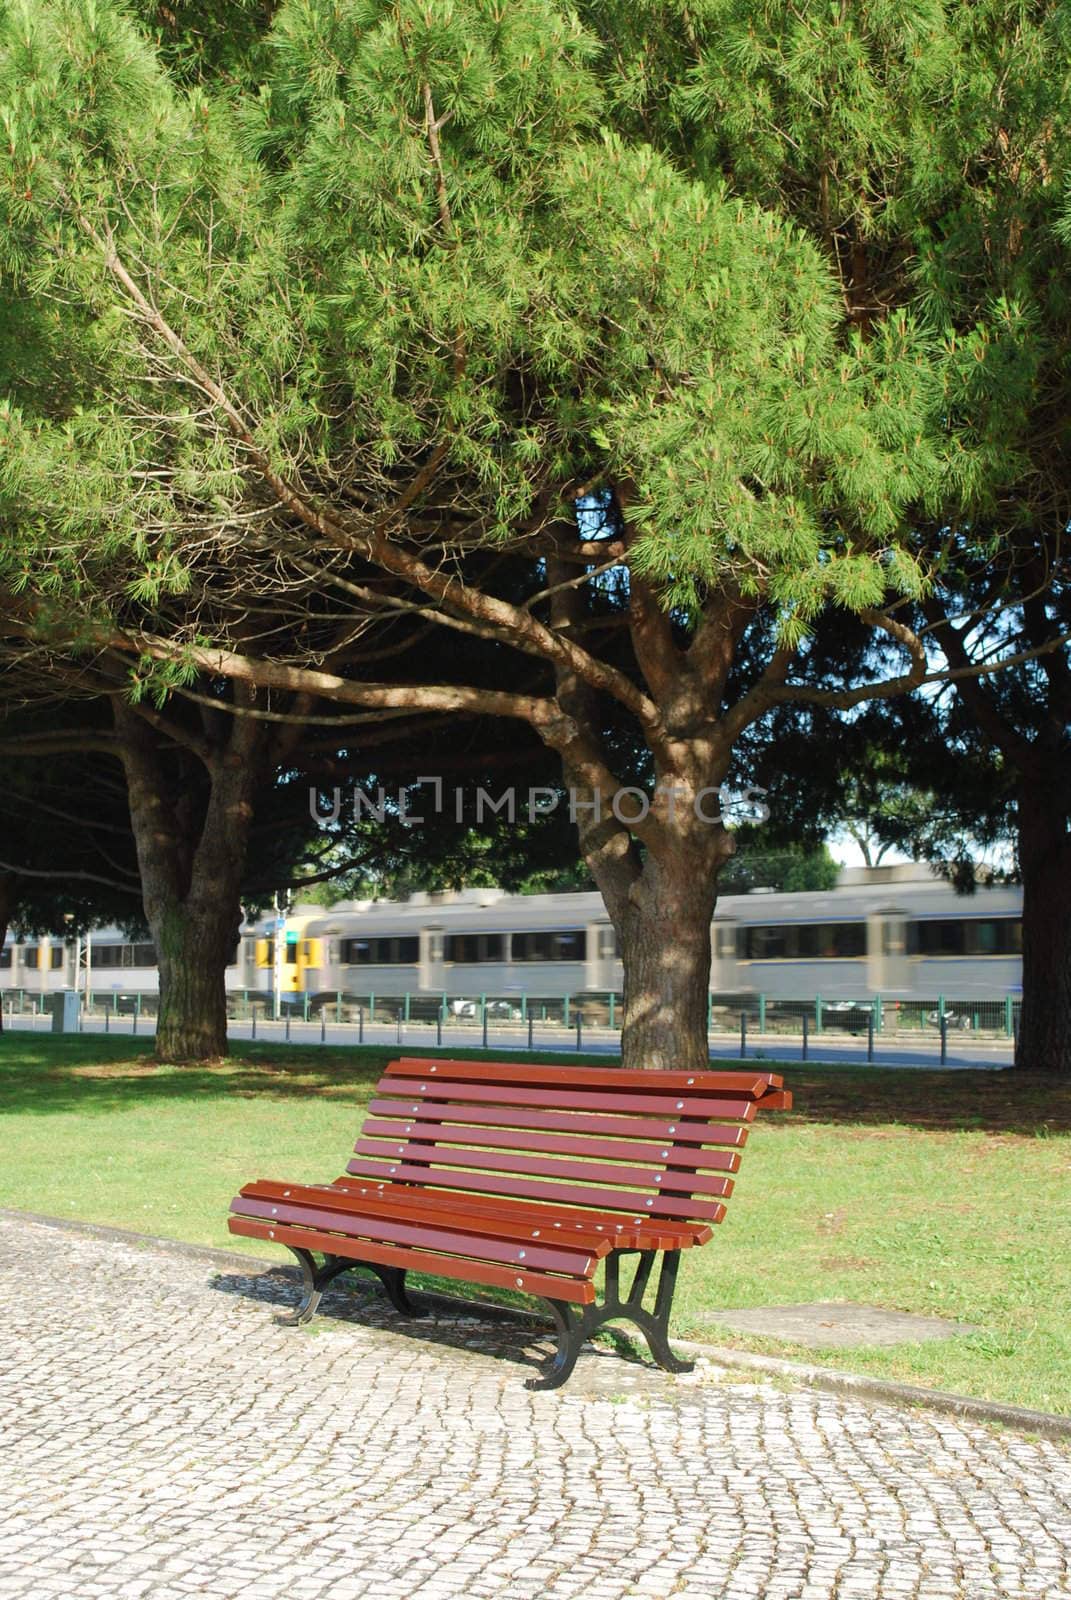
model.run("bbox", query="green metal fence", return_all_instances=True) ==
[1,985,1023,1040]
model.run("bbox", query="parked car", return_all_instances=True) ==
[925,1009,973,1030]
[822,1001,872,1035]
[449,998,522,1020]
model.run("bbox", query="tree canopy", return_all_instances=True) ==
[1,0,1068,1066]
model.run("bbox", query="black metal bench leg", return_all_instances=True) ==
[275,1246,323,1326]
[642,1251,695,1375]
[275,1251,355,1326]
[526,1300,586,1391]
[366,1264,426,1318]
[587,1250,695,1377]
[275,1252,428,1327]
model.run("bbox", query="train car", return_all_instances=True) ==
[709,868,1022,1002]
[0,864,1025,1010]
[237,865,1024,1008]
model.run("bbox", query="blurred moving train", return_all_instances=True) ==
[1,863,1024,1013]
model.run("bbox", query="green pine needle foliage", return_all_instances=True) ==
[0,0,1065,638]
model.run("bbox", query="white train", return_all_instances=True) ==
[1,864,1023,1017]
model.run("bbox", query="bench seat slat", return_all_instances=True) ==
[360,1119,742,1171]
[353,1139,736,1197]
[230,1195,604,1275]
[345,1159,726,1218]
[235,1180,619,1254]
[248,1184,717,1254]
[372,1078,761,1119]
[391,1058,785,1098]
[228,1216,597,1304]
[367,1099,754,1141]
[232,1177,617,1248]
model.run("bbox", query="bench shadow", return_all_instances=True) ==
[209,1262,670,1388]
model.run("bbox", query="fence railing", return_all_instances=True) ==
[1,985,1022,1042]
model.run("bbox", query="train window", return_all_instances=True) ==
[50,947,64,969]
[745,926,787,959]
[907,918,1021,957]
[742,922,865,959]
[512,930,587,961]
[261,936,301,966]
[94,943,158,969]
[444,934,507,964]
[908,919,965,956]
[21,946,39,969]
[971,919,1022,955]
[340,936,420,965]
[0,947,11,968]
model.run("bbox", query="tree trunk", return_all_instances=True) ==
[0,873,14,1036]
[152,893,240,1061]
[115,705,261,1063]
[1014,783,1071,1075]
[616,846,726,1072]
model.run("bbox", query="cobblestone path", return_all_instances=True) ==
[2,1215,1069,1600]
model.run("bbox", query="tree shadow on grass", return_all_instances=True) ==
[1,1035,1067,1137]
[0,1035,388,1116]
[769,1063,1071,1137]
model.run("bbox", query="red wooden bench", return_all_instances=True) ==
[228,1057,791,1388]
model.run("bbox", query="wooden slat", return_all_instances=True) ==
[243,1177,714,1248]
[366,1098,755,1140]
[390,1057,784,1096]
[341,1185,716,1247]
[344,1159,726,1218]
[353,1139,735,1196]
[227,1215,596,1304]
[234,1180,615,1255]
[371,1078,760,1120]
[759,1089,793,1111]
[360,1119,742,1171]
[231,1196,603,1276]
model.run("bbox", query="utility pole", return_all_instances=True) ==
[272,894,286,1022]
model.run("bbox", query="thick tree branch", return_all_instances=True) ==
[81,223,661,734]
[921,597,1040,773]
[0,859,141,894]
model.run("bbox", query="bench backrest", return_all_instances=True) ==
[347,1058,791,1231]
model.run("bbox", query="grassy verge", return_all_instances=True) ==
[1,1033,1068,1412]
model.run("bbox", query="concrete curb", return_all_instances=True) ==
[3,1206,1068,1441]
[666,1339,1071,1442]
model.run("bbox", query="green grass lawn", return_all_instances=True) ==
[1,1032,1069,1412]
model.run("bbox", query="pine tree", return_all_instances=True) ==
[0,0,1063,1067]
[577,0,1071,1070]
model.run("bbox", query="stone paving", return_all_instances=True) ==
[2,1216,1070,1600]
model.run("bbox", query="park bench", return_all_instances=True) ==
[228,1057,791,1389]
